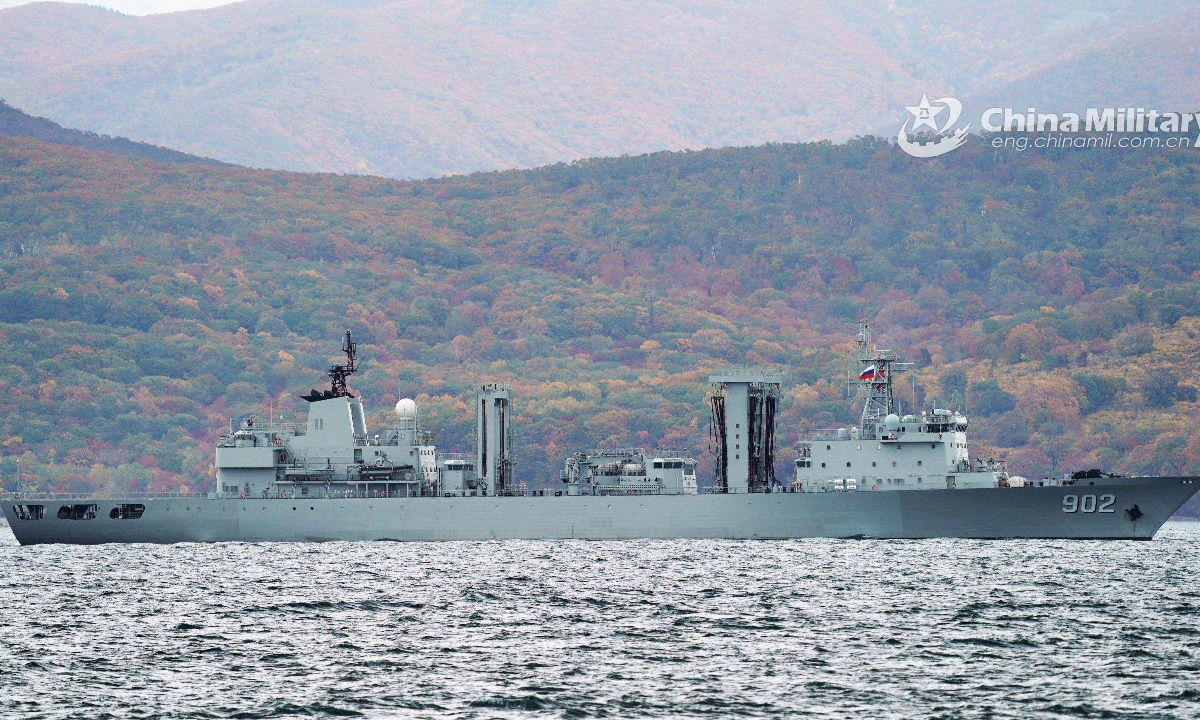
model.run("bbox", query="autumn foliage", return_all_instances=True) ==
[1,133,1198,516]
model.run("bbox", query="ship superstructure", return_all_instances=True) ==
[561,448,698,496]
[794,322,1009,493]
[216,331,442,499]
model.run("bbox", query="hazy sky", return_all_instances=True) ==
[0,0,235,14]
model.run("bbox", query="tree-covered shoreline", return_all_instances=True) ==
[1,134,1198,515]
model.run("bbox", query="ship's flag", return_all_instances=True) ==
[859,365,877,380]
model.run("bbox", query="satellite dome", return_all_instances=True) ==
[395,398,417,418]
[884,414,900,431]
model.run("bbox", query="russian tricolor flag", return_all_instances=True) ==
[859,365,876,380]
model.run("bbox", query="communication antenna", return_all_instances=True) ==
[329,329,358,397]
[851,320,912,439]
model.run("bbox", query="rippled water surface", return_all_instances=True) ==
[2,524,1199,719]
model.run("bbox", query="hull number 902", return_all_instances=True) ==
[1062,494,1115,513]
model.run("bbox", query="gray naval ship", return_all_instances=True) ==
[5,325,1198,544]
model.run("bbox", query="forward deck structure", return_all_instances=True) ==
[5,327,1197,544]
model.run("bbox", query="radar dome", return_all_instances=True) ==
[395,398,417,418]
[884,414,900,431]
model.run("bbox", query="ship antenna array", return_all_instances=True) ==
[328,329,358,397]
[853,320,913,439]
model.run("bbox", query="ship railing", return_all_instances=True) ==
[809,428,849,440]
[593,486,664,496]
[697,486,791,494]
[0,491,210,501]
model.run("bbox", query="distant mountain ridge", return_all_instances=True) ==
[0,0,1195,179]
[958,15,1200,128]
[0,99,228,166]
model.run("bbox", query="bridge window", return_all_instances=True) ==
[12,504,44,520]
[109,504,145,520]
[57,504,98,520]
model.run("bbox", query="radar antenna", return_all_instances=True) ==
[300,330,358,402]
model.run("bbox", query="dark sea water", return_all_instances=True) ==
[2,524,1199,720]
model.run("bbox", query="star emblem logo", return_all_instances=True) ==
[906,94,945,132]
[897,94,970,158]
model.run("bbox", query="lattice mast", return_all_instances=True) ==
[854,321,913,440]
[329,330,358,397]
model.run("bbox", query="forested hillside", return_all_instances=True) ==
[1,133,1199,515]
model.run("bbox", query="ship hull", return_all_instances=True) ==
[4,477,1197,545]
